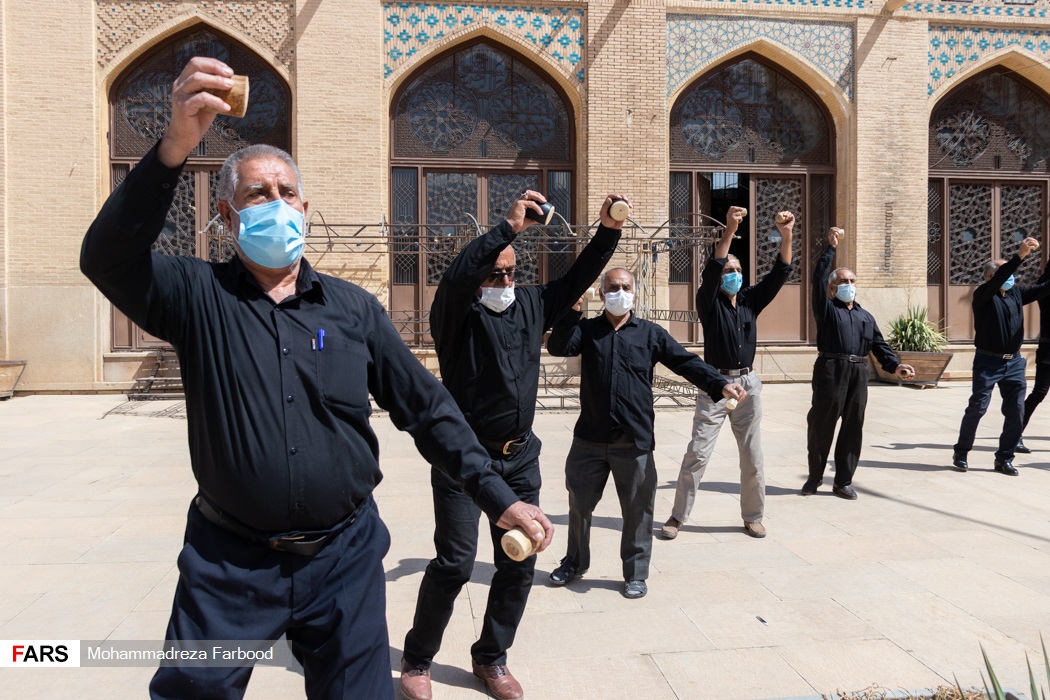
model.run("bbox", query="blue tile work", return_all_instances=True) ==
[905,2,1048,19]
[668,15,855,101]
[929,24,1050,95]
[383,3,586,85]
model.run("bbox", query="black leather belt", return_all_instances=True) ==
[818,352,867,363]
[194,496,363,557]
[478,433,531,456]
[719,367,751,377]
[976,349,1020,360]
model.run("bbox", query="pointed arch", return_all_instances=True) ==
[928,47,1050,106]
[386,26,582,114]
[99,14,291,91]
[668,38,850,132]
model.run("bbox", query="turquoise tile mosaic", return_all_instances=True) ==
[906,2,1048,19]
[668,15,855,101]
[929,24,1050,95]
[383,3,585,86]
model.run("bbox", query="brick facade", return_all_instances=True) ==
[1,1,1049,390]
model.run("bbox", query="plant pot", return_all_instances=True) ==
[0,360,27,399]
[871,351,953,388]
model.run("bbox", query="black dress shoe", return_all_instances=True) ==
[1016,439,1031,454]
[951,451,969,472]
[832,484,858,500]
[548,560,585,586]
[800,479,820,496]
[994,459,1019,476]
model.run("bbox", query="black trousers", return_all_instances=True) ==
[806,357,868,487]
[1023,342,1050,433]
[403,435,542,669]
[150,498,392,700]
[954,353,1026,461]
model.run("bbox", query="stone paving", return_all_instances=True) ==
[1,382,1049,699]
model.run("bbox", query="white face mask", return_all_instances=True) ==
[603,290,634,316]
[479,285,516,313]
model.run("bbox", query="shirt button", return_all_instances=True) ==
[161,182,171,190]
[290,447,298,455]
[282,347,289,355]
[286,395,294,404]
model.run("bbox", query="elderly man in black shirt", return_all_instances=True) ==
[662,206,794,541]
[952,237,1050,475]
[1020,264,1050,453]
[545,267,746,599]
[803,228,914,499]
[80,57,550,700]
[399,195,622,700]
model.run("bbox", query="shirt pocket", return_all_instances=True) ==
[315,340,372,409]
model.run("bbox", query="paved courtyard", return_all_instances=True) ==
[1,381,1048,699]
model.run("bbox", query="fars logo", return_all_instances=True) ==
[1,640,80,667]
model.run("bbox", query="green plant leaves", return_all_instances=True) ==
[889,305,948,353]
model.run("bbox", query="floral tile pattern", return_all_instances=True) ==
[929,24,1050,95]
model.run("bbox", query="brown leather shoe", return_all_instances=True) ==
[400,660,432,700]
[744,521,767,538]
[472,661,524,700]
[661,516,682,540]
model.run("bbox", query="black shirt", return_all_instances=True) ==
[697,254,792,369]
[547,311,727,450]
[1037,265,1050,342]
[80,145,518,533]
[812,245,899,372]
[973,254,1050,354]
[430,220,620,443]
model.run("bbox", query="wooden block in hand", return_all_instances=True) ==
[501,520,543,562]
[203,74,249,118]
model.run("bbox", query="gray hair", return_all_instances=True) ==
[600,266,634,290]
[830,267,852,285]
[983,260,1002,278]
[217,145,305,204]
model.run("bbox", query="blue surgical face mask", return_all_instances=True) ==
[1001,275,1016,292]
[235,199,305,269]
[721,272,743,295]
[835,283,857,303]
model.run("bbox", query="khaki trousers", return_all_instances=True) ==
[671,370,765,524]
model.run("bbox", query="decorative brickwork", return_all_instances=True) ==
[668,15,855,101]
[929,24,1050,94]
[95,0,295,70]
[383,3,585,87]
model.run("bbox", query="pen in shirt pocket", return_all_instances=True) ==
[317,328,325,351]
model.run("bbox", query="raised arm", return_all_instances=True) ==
[746,213,795,315]
[539,195,626,329]
[812,231,840,321]
[546,299,584,357]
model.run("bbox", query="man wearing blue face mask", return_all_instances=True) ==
[545,268,746,598]
[952,237,1050,475]
[400,195,624,700]
[803,227,914,499]
[81,57,553,700]
[662,206,794,542]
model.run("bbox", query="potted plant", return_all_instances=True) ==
[0,360,27,399]
[873,305,953,387]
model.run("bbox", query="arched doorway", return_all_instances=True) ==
[108,26,292,350]
[389,40,576,343]
[668,54,835,343]
[927,67,1050,341]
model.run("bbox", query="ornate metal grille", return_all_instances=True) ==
[489,173,541,284]
[948,183,993,285]
[755,178,803,282]
[999,184,1044,283]
[112,28,291,160]
[668,172,694,285]
[928,180,944,284]
[425,172,478,285]
[930,69,1050,173]
[546,171,574,280]
[206,171,234,263]
[392,168,420,285]
[153,171,197,257]
[394,43,570,161]
[670,57,831,166]
[809,175,833,264]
